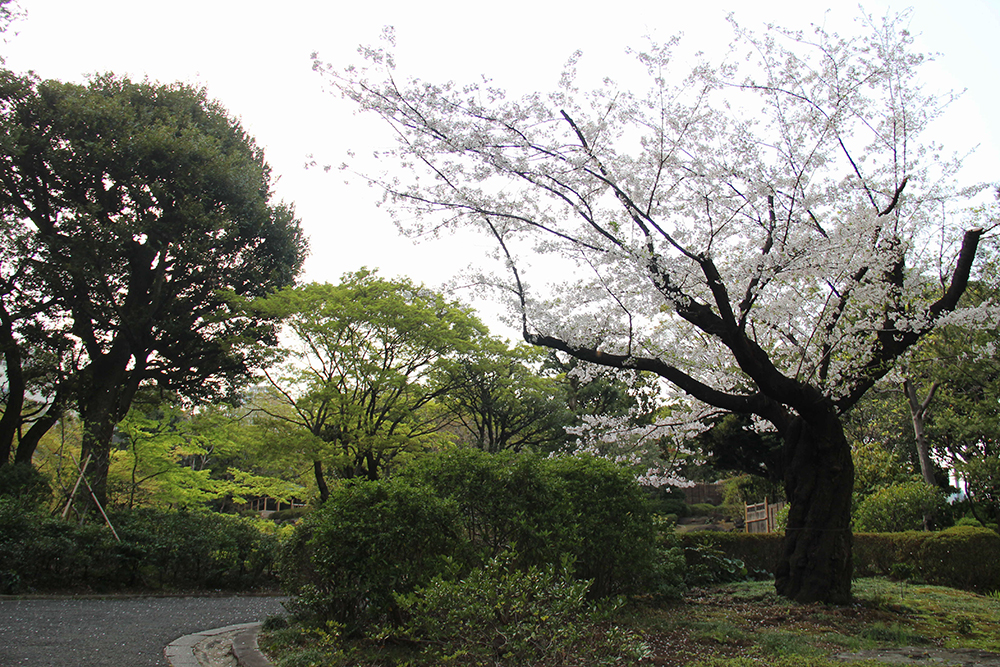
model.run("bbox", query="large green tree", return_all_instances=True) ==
[251,272,484,500]
[0,71,306,506]
[435,340,572,453]
[325,14,991,602]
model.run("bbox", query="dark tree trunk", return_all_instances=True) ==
[79,389,120,509]
[313,459,330,504]
[13,384,66,465]
[775,413,854,604]
[77,346,141,509]
[0,310,25,466]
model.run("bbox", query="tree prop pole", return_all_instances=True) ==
[61,453,91,520]
[64,453,121,541]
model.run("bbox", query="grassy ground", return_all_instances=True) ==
[259,578,1000,666]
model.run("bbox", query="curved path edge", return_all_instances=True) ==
[165,621,275,667]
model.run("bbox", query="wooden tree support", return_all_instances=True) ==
[61,453,120,541]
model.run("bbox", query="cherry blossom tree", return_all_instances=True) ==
[320,14,993,602]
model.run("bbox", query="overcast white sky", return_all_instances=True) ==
[3,0,998,331]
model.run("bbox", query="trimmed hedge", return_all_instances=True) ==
[679,532,784,578]
[678,527,1000,593]
[855,526,1000,592]
[0,499,281,593]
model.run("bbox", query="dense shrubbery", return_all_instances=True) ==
[917,526,1000,591]
[0,499,282,593]
[281,450,675,635]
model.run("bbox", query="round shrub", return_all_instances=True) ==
[649,497,689,517]
[545,453,655,597]
[394,550,649,666]
[0,498,78,592]
[399,448,570,568]
[853,481,945,532]
[280,478,459,632]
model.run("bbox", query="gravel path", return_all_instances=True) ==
[0,595,287,667]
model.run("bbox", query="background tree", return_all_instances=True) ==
[325,14,993,602]
[0,71,307,505]
[435,340,572,453]
[251,272,485,500]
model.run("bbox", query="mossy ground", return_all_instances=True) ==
[260,578,1000,666]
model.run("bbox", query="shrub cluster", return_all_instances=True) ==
[854,526,1000,592]
[0,498,281,593]
[281,449,674,635]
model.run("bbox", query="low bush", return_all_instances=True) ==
[649,498,689,517]
[918,526,1000,592]
[393,550,649,666]
[400,449,658,598]
[280,479,459,632]
[650,520,687,600]
[269,507,310,523]
[688,503,725,518]
[853,532,929,579]
[853,481,946,532]
[0,463,53,506]
[0,498,80,593]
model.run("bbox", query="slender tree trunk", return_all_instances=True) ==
[75,338,145,508]
[903,379,939,487]
[79,389,120,509]
[313,459,330,504]
[775,413,854,604]
[903,379,940,531]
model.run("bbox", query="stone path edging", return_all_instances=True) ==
[233,626,274,667]
[165,621,271,667]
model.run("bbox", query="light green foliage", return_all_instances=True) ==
[851,441,913,508]
[394,551,649,667]
[251,272,485,491]
[103,399,306,511]
[853,481,946,532]
[110,404,217,509]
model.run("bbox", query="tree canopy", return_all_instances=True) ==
[0,71,307,505]
[323,13,994,602]
[250,271,485,500]
[434,340,572,454]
